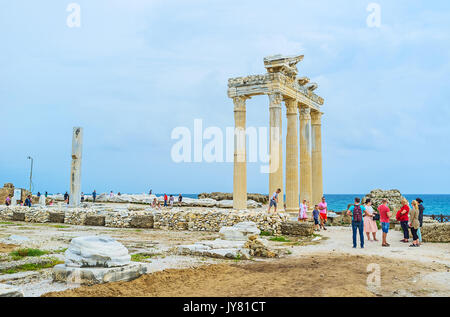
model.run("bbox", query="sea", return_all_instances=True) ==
[167,194,450,216]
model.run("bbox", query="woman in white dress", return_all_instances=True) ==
[364,199,378,241]
[298,199,308,222]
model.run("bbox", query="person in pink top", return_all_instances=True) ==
[318,197,328,230]
[298,199,308,222]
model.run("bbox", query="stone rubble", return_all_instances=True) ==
[0,283,24,297]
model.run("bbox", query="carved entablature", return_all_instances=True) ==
[228,54,324,107]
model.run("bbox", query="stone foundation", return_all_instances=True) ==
[0,206,288,234]
[421,223,450,243]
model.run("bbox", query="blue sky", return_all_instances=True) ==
[1,0,449,195]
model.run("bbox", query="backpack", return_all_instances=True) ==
[353,204,363,222]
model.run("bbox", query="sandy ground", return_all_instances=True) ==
[1,217,449,297]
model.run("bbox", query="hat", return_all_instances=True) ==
[416,198,423,204]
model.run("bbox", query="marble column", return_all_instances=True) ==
[311,111,324,205]
[299,107,313,205]
[70,127,83,207]
[233,96,248,210]
[285,99,299,213]
[268,92,284,210]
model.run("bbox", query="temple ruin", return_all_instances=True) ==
[228,54,324,211]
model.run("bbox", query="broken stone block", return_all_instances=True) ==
[12,212,25,221]
[84,215,106,227]
[65,236,131,268]
[129,215,154,228]
[49,212,65,223]
[53,263,147,286]
[0,284,24,297]
[280,221,314,236]
[219,221,261,241]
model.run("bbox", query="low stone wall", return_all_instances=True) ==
[421,223,450,243]
[0,206,288,234]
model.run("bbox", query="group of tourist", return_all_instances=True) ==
[347,197,425,248]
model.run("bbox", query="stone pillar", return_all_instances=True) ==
[268,92,284,210]
[233,96,248,210]
[70,127,83,207]
[311,111,324,205]
[299,107,313,205]
[285,99,299,213]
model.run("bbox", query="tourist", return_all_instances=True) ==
[312,204,320,231]
[378,199,391,247]
[268,188,281,213]
[416,198,424,242]
[118,192,121,196]
[24,195,32,207]
[37,192,41,198]
[363,199,378,242]
[5,195,11,206]
[169,195,174,207]
[152,198,161,210]
[149,189,152,195]
[92,190,97,203]
[49,199,54,206]
[164,193,168,207]
[298,199,308,222]
[409,200,421,247]
[110,191,114,197]
[178,194,183,205]
[396,198,410,243]
[45,191,48,198]
[347,197,367,249]
[318,197,328,230]
[81,192,85,202]
[64,192,69,204]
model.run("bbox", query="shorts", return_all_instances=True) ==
[314,218,319,225]
[269,199,277,208]
[319,213,327,221]
[381,222,389,233]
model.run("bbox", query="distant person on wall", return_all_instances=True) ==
[298,199,308,222]
[396,198,410,243]
[347,197,367,249]
[110,191,114,198]
[5,195,11,206]
[178,194,183,206]
[312,204,320,231]
[363,199,378,242]
[64,192,69,204]
[152,198,161,210]
[24,195,32,207]
[149,189,152,195]
[164,194,168,207]
[268,189,281,213]
[318,197,328,230]
[409,200,421,247]
[45,191,48,198]
[169,195,174,207]
[416,198,424,243]
[37,192,41,198]
[378,199,391,247]
[81,192,85,203]
[92,190,97,203]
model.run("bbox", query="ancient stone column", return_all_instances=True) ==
[233,96,248,210]
[311,111,324,205]
[285,99,299,213]
[70,127,83,207]
[299,107,313,205]
[268,92,284,210]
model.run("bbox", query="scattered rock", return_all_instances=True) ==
[280,221,314,236]
[219,222,261,241]
[421,223,450,243]
[0,283,24,297]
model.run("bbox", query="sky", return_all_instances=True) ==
[1,0,449,195]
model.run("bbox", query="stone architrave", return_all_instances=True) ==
[299,106,313,205]
[311,111,323,205]
[285,99,299,212]
[70,127,83,207]
[268,92,284,210]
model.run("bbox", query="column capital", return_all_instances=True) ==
[285,99,298,115]
[268,92,283,108]
[311,111,323,125]
[233,96,249,112]
[299,107,311,120]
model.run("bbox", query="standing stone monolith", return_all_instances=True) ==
[69,127,83,207]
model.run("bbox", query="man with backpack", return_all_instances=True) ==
[347,197,367,249]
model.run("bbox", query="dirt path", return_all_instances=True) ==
[43,253,448,297]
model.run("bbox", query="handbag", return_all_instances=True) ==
[372,213,380,221]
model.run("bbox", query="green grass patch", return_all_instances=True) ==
[260,231,272,236]
[0,222,15,225]
[51,225,69,229]
[269,236,291,242]
[1,258,63,274]
[131,253,161,262]
[52,248,67,254]
[10,248,49,260]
